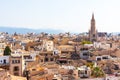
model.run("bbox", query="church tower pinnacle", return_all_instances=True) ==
[89,13,97,42]
[92,13,95,20]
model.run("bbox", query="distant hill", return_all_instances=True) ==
[0,26,64,34]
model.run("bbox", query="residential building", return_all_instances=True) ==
[80,50,90,60]
[78,65,91,78]
[0,42,6,55]
[0,56,9,65]
[9,55,25,76]
[42,40,54,51]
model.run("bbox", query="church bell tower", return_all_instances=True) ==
[89,13,97,42]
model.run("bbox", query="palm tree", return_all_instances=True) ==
[91,67,105,78]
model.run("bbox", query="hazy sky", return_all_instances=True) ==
[0,0,120,33]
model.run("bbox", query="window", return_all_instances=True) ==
[12,60,20,64]
[32,69,36,71]
[24,63,26,65]
[3,59,6,64]
[14,66,19,71]
[97,58,101,61]
[15,60,17,63]
[93,34,95,37]
[45,58,48,62]
[83,53,89,56]
[18,60,20,63]
[45,54,48,56]
[85,70,87,74]
[102,57,108,59]
[41,59,43,62]
[12,60,14,64]
[50,58,53,61]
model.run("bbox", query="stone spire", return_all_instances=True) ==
[89,13,97,42]
[92,13,95,20]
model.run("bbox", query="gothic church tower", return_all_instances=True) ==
[89,13,97,42]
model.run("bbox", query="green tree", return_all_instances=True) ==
[86,62,94,70]
[4,46,11,56]
[81,40,92,45]
[91,67,105,78]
